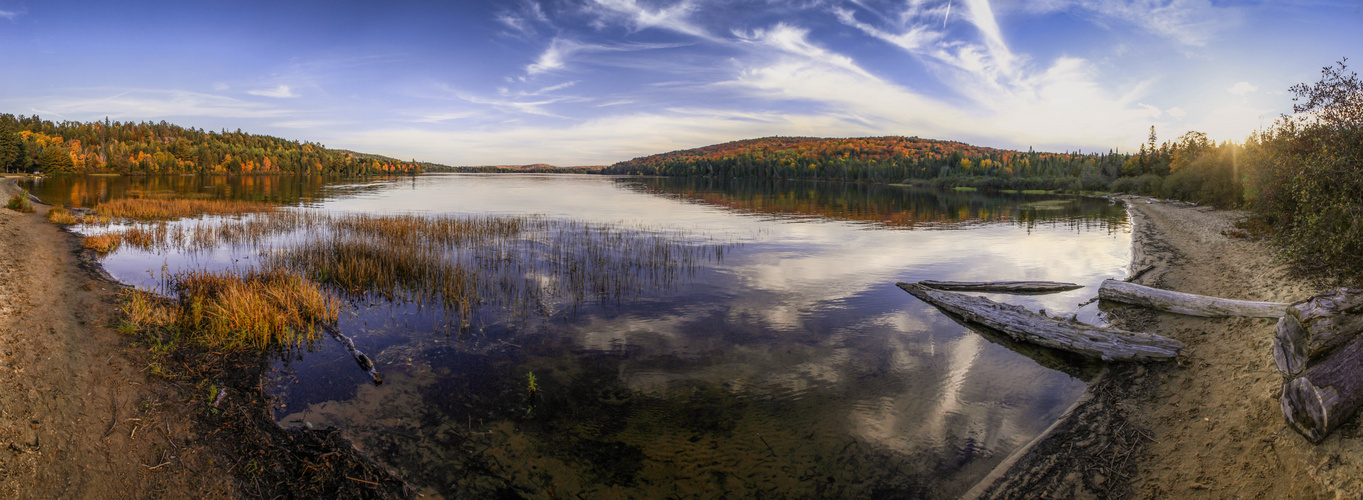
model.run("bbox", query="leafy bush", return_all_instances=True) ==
[1253,59,1363,280]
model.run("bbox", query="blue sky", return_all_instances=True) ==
[1,0,1358,166]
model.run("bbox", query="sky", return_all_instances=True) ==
[0,0,1358,166]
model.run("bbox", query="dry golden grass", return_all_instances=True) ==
[121,288,176,330]
[46,205,78,225]
[173,268,339,349]
[93,198,278,221]
[82,234,122,253]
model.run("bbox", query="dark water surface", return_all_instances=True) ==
[28,174,1130,499]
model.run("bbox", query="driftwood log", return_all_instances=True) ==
[324,324,382,385]
[1272,288,1363,377]
[1098,279,1289,318]
[1282,335,1363,442]
[917,280,1083,294]
[898,283,1183,361]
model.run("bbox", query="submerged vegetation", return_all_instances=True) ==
[91,209,729,333]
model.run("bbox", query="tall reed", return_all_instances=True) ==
[93,198,278,221]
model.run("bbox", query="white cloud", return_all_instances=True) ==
[0,9,20,20]
[247,85,298,98]
[1167,106,1187,119]
[1228,81,1257,97]
[740,20,1157,151]
[527,39,574,75]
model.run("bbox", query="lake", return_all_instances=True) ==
[24,174,1131,498]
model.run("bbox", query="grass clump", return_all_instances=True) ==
[6,189,34,213]
[82,233,122,253]
[93,198,278,221]
[173,268,339,349]
[46,205,78,225]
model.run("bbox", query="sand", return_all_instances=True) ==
[977,197,1363,499]
[0,177,230,498]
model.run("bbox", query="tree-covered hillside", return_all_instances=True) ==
[0,114,425,175]
[601,135,1127,190]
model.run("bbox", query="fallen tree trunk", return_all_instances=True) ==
[1272,288,1363,377]
[1282,335,1363,442]
[1098,279,1289,318]
[917,280,1083,294]
[932,307,1102,381]
[898,283,1183,361]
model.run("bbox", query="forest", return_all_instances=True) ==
[0,114,427,176]
[603,135,1127,192]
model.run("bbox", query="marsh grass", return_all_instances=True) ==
[88,207,730,331]
[173,267,339,349]
[46,205,78,225]
[94,198,278,221]
[83,234,122,253]
[6,189,34,213]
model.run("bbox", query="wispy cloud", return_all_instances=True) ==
[585,0,714,40]
[497,1,552,37]
[16,89,290,120]
[1228,81,1257,97]
[0,9,20,20]
[247,84,299,98]
[524,37,689,77]
[1016,0,1232,46]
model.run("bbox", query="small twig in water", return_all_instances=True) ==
[347,476,380,486]
[757,433,778,458]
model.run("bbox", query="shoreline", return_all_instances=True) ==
[0,176,410,498]
[974,196,1363,498]
[11,175,1363,497]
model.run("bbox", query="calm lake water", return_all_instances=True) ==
[25,174,1130,498]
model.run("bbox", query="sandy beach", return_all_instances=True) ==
[977,197,1363,499]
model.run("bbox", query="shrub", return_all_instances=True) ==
[6,189,33,213]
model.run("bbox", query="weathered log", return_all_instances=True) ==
[1272,289,1363,377]
[935,307,1103,381]
[1098,279,1289,318]
[898,283,1183,361]
[917,280,1083,294]
[1281,334,1363,442]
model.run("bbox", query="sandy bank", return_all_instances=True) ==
[975,197,1363,499]
[0,176,231,497]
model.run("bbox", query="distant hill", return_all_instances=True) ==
[602,135,1124,186]
[426,163,604,173]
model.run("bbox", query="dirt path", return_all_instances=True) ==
[0,177,231,498]
[977,198,1363,499]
